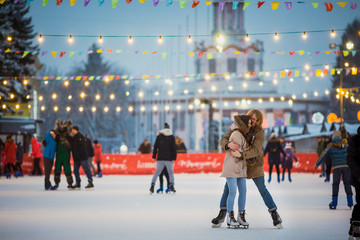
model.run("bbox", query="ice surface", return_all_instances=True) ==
[0,173,351,240]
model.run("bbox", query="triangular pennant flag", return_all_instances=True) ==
[70,0,76,6]
[313,51,320,56]
[107,49,113,53]
[289,51,295,56]
[139,0,146,3]
[271,2,279,10]
[189,52,195,56]
[69,51,75,57]
[337,1,347,8]
[298,50,305,55]
[343,50,349,56]
[285,2,292,9]
[325,50,332,54]
[41,51,48,56]
[192,1,199,8]
[116,50,122,53]
[294,70,299,77]
[60,51,66,57]
[198,52,203,58]
[207,52,213,59]
[350,2,357,9]
[346,68,351,76]
[235,51,241,54]
[22,51,29,58]
[84,0,90,7]
[152,51,157,54]
[219,1,226,11]
[14,0,20,3]
[280,71,285,78]
[205,1,212,6]
[311,2,318,8]
[126,0,132,3]
[324,3,333,12]
[352,50,357,56]
[26,0,34,5]
[152,0,159,6]
[334,51,340,55]
[143,51,149,54]
[352,67,358,75]
[14,51,20,54]
[166,0,173,6]
[56,0,63,6]
[232,1,239,9]
[112,0,119,7]
[98,0,104,5]
[180,1,186,8]
[162,52,167,59]
[323,69,328,75]
[277,52,284,55]
[243,2,251,9]
[288,71,293,77]
[257,1,265,8]
[316,69,322,76]
[0,0,6,4]
[5,48,11,53]
[97,48,103,53]
[331,69,336,75]
[88,50,94,54]
[42,0,48,6]
[51,51,57,58]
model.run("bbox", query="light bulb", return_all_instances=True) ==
[302,31,307,39]
[128,36,133,44]
[330,29,336,38]
[68,35,73,43]
[158,36,163,44]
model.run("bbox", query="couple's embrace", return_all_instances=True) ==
[212,109,283,229]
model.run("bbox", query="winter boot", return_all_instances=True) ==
[19,171,24,177]
[14,171,19,178]
[149,183,155,194]
[269,208,283,228]
[211,209,227,228]
[169,185,176,193]
[85,180,94,189]
[156,186,164,194]
[6,173,11,179]
[268,176,271,183]
[98,172,103,178]
[72,182,81,190]
[288,175,292,182]
[319,172,325,178]
[324,175,330,182]
[45,186,52,191]
[329,196,338,210]
[66,175,74,189]
[277,175,280,183]
[54,175,61,187]
[226,211,240,228]
[281,174,285,181]
[347,195,354,209]
[237,211,249,229]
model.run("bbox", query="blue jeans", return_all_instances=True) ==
[220,176,277,211]
[74,160,93,183]
[226,177,246,212]
[332,167,352,197]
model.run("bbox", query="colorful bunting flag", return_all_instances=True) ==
[162,52,167,59]
[41,51,48,56]
[285,2,292,9]
[166,0,173,6]
[207,52,213,59]
[97,48,103,53]
[69,51,75,57]
[350,2,357,9]
[294,70,300,77]
[14,0,20,3]
[60,51,66,57]
[126,0,132,4]
[271,2,279,10]
[324,2,333,12]
[311,2,318,8]
[98,0,104,6]
[232,1,239,9]
[243,2,251,9]
[198,52,203,58]
[153,0,159,6]
[352,51,357,56]
[192,1,199,8]
[219,1,226,11]
[189,52,195,56]
[325,50,331,54]
[343,50,349,56]
[289,51,295,56]
[84,0,91,7]
[42,0,48,6]
[112,0,119,8]
[180,0,186,8]
[337,1,347,8]
[22,51,29,58]
[205,1,212,6]
[280,71,285,78]
[352,68,358,75]
[298,50,305,55]
[56,0,63,6]
[0,0,6,3]
[51,51,57,58]
[26,0,34,5]
[257,1,265,8]
[315,69,321,76]
[331,69,336,75]
[70,0,76,6]
[5,49,11,53]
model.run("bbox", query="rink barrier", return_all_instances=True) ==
[16,153,322,175]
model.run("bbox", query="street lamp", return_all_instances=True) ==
[330,41,354,123]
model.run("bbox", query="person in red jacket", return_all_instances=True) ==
[4,135,18,178]
[93,140,103,178]
[31,137,42,176]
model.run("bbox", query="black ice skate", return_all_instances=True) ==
[85,180,94,189]
[211,209,226,228]
[237,211,249,229]
[269,208,283,229]
[149,184,155,194]
[71,182,81,190]
[226,211,240,229]
[349,219,360,240]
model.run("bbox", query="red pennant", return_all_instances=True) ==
[323,69,328,75]
[60,51,66,57]
[115,76,121,80]
[150,75,154,78]
[257,1,265,8]
[56,0,63,5]
[152,51,157,54]
[82,76,88,81]
[198,52,204,58]
[192,1,200,8]
[15,51,21,54]
[107,49,113,53]
[50,76,55,80]
[287,71,293,77]
[125,0,132,3]
[244,51,248,54]
[324,2,333,12]
[289,51,295,56]
[334,51,340,55]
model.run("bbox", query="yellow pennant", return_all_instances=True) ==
[352,68,358,75]
[70,0,76,6]
[271,2,279,10]
[97,48,103,53]
[56,77,62,80]
[316,69,322,76]
[109,76,114,80]
[298,50,305,55]
[139,0,146,3]
[337,1,347,8]
[89,76,95,81]
[143,51,149,54]
[142,75,148,79]
[76,76,82,81]
[280,71,285,78]
[331,69,336,75]
[5,48,11,53]
[0,0,6,4]
[205,1,212,6]
[51,51,57,58]
[294,70,300,77]
[234,51,241,54]
[211,73,216,76]
[277,52,284,55]
[325,50,332,55]
[343,50,349,56]
[189,52,195,56]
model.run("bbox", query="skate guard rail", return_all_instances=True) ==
[18,153,321,175]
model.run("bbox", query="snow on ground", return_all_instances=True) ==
[0,173,352,240]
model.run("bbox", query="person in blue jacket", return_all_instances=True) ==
[315,130,353,209]
[43,130,57,190]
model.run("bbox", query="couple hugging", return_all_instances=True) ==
[212,109,283,229]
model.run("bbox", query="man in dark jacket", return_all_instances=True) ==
[346,126,360,238]
[137,139,151,154]
[84,134,96,176]
[264,132,286,183]
[70,126,94,189]
[149,123,177,194]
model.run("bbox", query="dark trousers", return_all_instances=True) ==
[43,158,54,188]
[282,168,291,178]
[269,163,280,178]
[6,163,17,174]
[352,187,360,221]
[325,156,332,177]
[15,163,22,173]
[32,158,42,175]
[74,160,93,183]
[96,161,102,173]
[159,167,170,188]
[332,167,352,197]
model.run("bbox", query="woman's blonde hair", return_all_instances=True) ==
[246,109,263,127]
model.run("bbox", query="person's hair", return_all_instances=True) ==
[93,140,98,144]
[239,115,251,126]
[246,109,263,126]
[72,126,79,131]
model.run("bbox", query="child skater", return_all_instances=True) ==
[220,114,252,229]
[281,141,298,182]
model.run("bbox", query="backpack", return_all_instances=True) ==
[270,143,278,153]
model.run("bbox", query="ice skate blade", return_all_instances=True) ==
[85,187,95,190]
[212,223,222,228]
[276,223,283,229]
[239,225,249,229]
[227,224,240,229]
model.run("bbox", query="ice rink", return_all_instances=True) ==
[0,173,352,240]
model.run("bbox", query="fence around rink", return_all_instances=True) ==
[18,153,322,175]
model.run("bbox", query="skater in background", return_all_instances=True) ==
[70,126,94,189]
[346,126,360,239]
[0,138,4,176]
[93,140,103,178]
[323,136,332,182]
[175,136,187,153]
[137,139,151,154]
[281,141,298,182]
[149,123,177,194]
[4,135,18,178]
[43,130,57,190]
[15,142,24,177]
[220,114,251,229]
[212,109,283,229]
[317,136,326,178]
[30,137,42,176]
[85,134,96,176]
[315,130,353,210]
[264,133,286,183]
[155,131,170,194]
